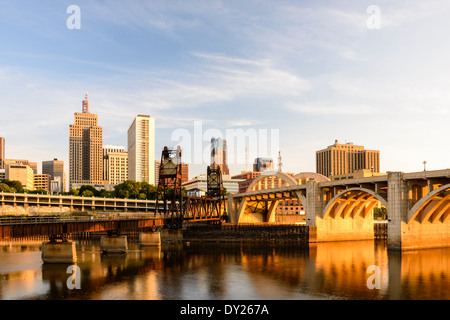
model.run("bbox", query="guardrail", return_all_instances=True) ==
[0,213,164,225]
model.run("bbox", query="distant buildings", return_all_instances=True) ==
[5,163,34,190]
[42,158,66,193]
[103,145,128,185]
[128,115,155,185]
[253,157,274,172]
[0,137,5,170]
[182,174,243,197]
[211,137,229,175]
[4,159,37,174]
[181,163,189,184]
[33,174,51,192]
[316,140,380,178]
[69,93,104,189]
[231,171,261,194]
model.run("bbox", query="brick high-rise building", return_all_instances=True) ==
[181,163,189,184]
[69,93,104,190]
[316,140,380,178]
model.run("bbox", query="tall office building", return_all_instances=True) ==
[0,137,5,170]
[211,137,229,175]
[69,93,104,190]
[316,140,380,178]
[127,115,155,185]
[155,160,161,185]
[42,158,66,192]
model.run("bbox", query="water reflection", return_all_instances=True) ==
[1,239,450,300]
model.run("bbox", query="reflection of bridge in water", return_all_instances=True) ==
[228,169,450,250]
[3,241,450,300]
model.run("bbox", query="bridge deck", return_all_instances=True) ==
[0,215,171,240]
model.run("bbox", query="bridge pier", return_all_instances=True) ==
[100,235,128,253]
[139,232,161,246]
[42,240,77,264]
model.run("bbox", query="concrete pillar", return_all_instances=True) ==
[305,180,324,227]
[42,241,77,264]
[140,232,161,246]
[100,235,128,253]
[266,200,279,223]
[386,172,409,250]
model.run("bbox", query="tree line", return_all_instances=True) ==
[64,180,187,200]
[0,179,187,200]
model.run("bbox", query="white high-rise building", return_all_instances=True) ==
[127,115,155,185]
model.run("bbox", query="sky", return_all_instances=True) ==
[1,0,450,180]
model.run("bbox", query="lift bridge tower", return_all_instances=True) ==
[155,146,184,225]
[207,165,228,222]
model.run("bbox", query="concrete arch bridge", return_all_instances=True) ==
[227,170,450,250]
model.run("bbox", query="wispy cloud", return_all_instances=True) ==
[285,102,378,116]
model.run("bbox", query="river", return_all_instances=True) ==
[1,238,450,300]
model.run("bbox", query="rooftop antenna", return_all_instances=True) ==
[278,151,283,172]
[245,144,248,171]
[82,92,90,113]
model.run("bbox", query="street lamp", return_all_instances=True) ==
[423,160,427,172]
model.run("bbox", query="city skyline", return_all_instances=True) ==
[1,1,450,179]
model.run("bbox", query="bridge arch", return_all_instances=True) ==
[245,171,298,192]
[408,183,450,224]
[292,172,330,183]
[234,171,303,223]
[323,187,388,219]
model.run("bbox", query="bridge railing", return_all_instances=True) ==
[0,213,165,225]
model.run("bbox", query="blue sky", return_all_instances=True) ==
[1,0,450,179]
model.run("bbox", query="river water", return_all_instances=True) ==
[1,238,449,300]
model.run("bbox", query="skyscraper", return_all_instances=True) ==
[127,115,155,185]
[0,137,5,170]
[316,140,380,178]
[42,158,66,192]
[69,93,104,190]
[211,137,229,175]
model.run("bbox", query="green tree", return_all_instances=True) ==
[78,185,100,197]
[29,188,48,195]
[139,182,158,200]
[114,180,141,199]
[1,179,24,193]
[99,189,114,198]
[69,189,79,196]
[82,190,94,197]
[0,183,12,192]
